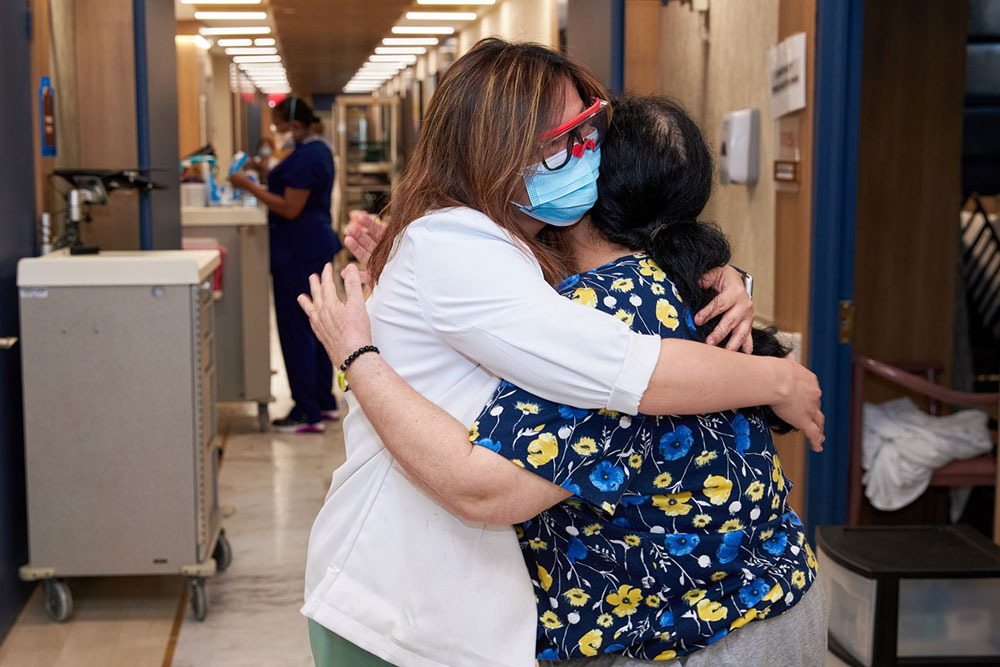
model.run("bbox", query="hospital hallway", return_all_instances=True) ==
[0,313,347,667]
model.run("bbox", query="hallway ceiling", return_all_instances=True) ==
[270,0,415,95]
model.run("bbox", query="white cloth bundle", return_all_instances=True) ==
[862,397,993,512]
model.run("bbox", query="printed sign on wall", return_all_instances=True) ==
[767,32,807,119]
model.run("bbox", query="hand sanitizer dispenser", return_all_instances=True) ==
[719,108,760,185]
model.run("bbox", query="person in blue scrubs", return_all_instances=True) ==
[230,96,342,433]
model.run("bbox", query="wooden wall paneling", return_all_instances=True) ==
[853,0,967,382]
[176,39,203,159]
[624,0,661,95]
[30,0,55,232]
[74,0,139,250]
[771,0,817,521]
[851,0,969,525]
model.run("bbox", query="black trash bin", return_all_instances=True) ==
[817,525,1000,667]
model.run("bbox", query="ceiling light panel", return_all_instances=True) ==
[405,11,477,20]
[369,54,417,63]
[193,11,267,19]
[217,38,252,46]
[233,55,281,62]
[382,37,439,46]
[416,0,494,4]
[225,47,278,55]
[254,38,275,46]
[375,47,427,55]
[391,26,455,35]
[199,26,271,35]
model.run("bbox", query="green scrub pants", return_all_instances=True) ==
[308,619,395,667]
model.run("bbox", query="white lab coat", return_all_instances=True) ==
[300,207,661,667]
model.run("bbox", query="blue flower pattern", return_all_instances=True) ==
[472,254,817,661]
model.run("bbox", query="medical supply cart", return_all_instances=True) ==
[16,249,231,622]
[182,206,272,431]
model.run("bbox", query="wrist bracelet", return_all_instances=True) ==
[337,345,379,392]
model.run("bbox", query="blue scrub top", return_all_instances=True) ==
[267,135,342,269]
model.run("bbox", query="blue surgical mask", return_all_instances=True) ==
[515,146,601,226]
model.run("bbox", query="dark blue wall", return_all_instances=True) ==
[0,0,37,642]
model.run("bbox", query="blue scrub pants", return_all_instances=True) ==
[272,257,337,424]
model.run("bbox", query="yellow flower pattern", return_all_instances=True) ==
[703,475,733,506]
[468,254,817,661]
[578,629,603,656]
[572,287,598,308]
[652,492,694,516]
[606,585,643,617]
[526,433,558,468]
[655,299,680,330]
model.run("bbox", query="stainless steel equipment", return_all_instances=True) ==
[16,249,230,623]
[50,168,165,253]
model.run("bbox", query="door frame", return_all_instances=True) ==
[805,0,864,531]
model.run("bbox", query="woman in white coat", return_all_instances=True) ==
[299,39,824,667]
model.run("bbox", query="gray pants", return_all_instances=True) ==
[541,578,827,667]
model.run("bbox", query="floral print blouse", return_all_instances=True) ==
[471,254,818,661]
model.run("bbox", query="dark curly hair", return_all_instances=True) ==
[590,95,793,433]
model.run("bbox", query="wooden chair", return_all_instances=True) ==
[846,355,1000,544]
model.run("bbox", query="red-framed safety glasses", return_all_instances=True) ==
[537,98,609,171]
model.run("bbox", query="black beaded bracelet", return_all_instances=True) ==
[336,345,380,392]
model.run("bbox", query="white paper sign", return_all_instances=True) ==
[767,32,807,119]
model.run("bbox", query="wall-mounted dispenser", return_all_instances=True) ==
[719,108,760,186]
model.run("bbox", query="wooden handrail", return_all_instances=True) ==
[853,356,999,409]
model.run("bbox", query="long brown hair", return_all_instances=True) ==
[368,38,608,284]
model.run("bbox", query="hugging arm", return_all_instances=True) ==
[300,265,570,525]
[341,217,823,444]
[300,261,821,524]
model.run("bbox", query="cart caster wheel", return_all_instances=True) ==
[188,577,209,621]
[213,530,233,573]
[257,402,270,433]
[43,579,73,623]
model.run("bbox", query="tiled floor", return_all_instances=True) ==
[0,315,346,667]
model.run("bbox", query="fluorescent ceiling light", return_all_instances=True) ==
[361,62,408,70]
[405,11,477,20]
[382,37,439,46]
[254,37,275,46]
[199,26,270,35]
[217,38,252,46]
[375,47,427,55]
[233,55,281,63]
[182,0,261,4]
[369,55,417,63]
[417,0,494,4]
[225,47,277,55]
[193,11,267,19]
[391,26,454,35]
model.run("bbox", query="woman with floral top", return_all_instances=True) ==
[301,94,825,666]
